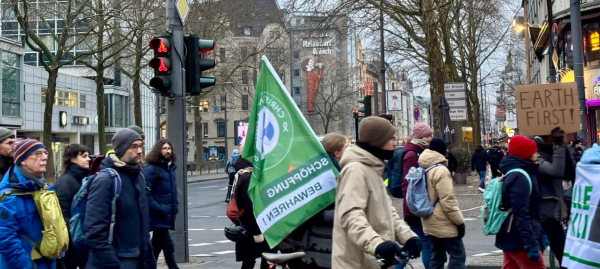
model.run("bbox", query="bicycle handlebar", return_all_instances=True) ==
[376,251,411,268]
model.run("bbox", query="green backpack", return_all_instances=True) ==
[481,168,531,236]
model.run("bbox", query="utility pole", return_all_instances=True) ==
[546,0,556,83]
[379,5,386,114]
[224,94,228,159]
[571,0,587,143]
[166,0,189,262]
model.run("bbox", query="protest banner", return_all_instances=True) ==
[515,82,580,135]
[564,152,600,269]
[241,56,338,247]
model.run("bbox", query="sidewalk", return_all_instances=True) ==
[187,172,228,183]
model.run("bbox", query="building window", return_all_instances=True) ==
[278,70,285,83]
[270,31,275,38]
[104,94,128,127]
[218,146,225,160]
[293,51,299,59]
[242,70,248,84]
[217,121,225,137]
[294,87,300,95]
[294,69,300,76]
[242,94,249,110]
[243,26,251,36]
[199,98,208,112]
[241,47,247,60]
[41,88,78,107]
[2,52,19,116]
[203,122,208,137]
[221,95,226,110]
[80,94,86,108]
[219,48,226,62]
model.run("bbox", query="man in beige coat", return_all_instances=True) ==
[332,116,421,269]
[418,138,466,269]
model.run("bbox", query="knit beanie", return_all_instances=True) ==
[127,125,145,139]
[0,127,14,143]
[412,123,433,139]
[508,135,538,160]
[112,128,143,158]
[14,139,45,166]
[358,116,396,148]
[429,138,447,156]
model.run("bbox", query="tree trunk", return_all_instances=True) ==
[423,3,445,137]
[96,18,107,154]
[43,69,58,183]
[133,35,143,127]
[194,96,206,173]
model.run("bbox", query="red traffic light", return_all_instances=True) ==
[149,38,171,54]
[148,57,170,73]
[353,109,358,116]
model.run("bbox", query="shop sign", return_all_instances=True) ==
[72,116,89,126]
[592,31,600,51]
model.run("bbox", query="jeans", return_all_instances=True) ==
[152,228,179,269]
[428,236,466,269]
[479,171,486,189]
[542,219,566,264]
[119,257,140,269]
[394,222,431,269]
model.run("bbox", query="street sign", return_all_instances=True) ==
[447,99,466,107]
[462,126,473,142]
[449,107,467,121]
[176,0,189,24]
[387,91,402,111]
[444,91,466,99]
[444,83,466,91]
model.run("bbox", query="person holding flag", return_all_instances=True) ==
[332,116,422,269]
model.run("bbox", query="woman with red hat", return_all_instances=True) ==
[495,135,547,268]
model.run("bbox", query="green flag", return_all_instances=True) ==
[242,56,339,247]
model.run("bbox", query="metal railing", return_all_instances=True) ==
[187,160,226,175]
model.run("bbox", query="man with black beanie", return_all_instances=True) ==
[332,116,422,269]
[84,128,156,269]
[0,127,15,179]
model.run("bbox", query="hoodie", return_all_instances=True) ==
[332,145,416,269]
[0,166,55,269]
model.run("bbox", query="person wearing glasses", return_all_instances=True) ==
[84,129,156,269]
[0,139,56,268]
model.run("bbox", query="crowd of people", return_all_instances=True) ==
[0,116,579,269]
[0,126,180,269]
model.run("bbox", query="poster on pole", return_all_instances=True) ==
[515,82,580,135]
[387,91,402,111]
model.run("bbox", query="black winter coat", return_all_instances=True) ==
[143,159,178,230]
[234,157,271,262]
[471,149,488,172]
[84,156,156,269]
[495,155,544,252]
[536,142,575,222]
[55,164,89,225]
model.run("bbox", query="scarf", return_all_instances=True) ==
[110,154,141,170]
[356,142,395,160]
[16,166,45,188]
[411,139,429,149]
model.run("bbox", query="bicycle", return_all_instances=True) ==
[262,251,306,269]
[376,251,412,269]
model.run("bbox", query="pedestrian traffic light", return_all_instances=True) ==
[185,35,216,96]
[148,33,172,96]
[357,95,372,117]
[379,114,394,125]
[353,108,359,117]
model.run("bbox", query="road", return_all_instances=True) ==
[159,178,502,268]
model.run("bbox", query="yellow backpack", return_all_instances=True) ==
[0,185,69,259]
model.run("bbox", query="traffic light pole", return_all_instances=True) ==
[166,0,189,262]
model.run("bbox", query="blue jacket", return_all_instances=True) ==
[143,160,178,230]
[495,155,543,252]
[0,166,55,269]
[225,152,240,173]
[83,156,156,269]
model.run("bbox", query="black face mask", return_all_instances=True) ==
[356,142,395,160]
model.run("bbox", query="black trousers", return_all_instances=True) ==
[428,236,466,269]
[57,239,88,269]
[152,228,179,269]
[241,258,269,269]
[542,219,566,264]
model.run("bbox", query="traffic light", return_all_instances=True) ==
[379,114,394,125]
[185,35,216,96]
[148,33,172,96]
[352,108,359,118]
[357,95,372,117]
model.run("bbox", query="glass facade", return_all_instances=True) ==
[104,93,129,127]
[2,52,19,116]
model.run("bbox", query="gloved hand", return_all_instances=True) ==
[541,234,550,250]
[551,127,565,145]
[253,234,264,243]
[457,223,466,239]
[402,237,423,259]
[527,246,540,262]
[375,241,402,267]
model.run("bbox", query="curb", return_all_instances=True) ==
[187,176,228,184]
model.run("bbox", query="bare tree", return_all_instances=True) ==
[312,58,355,134]
[6,0,113,181]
